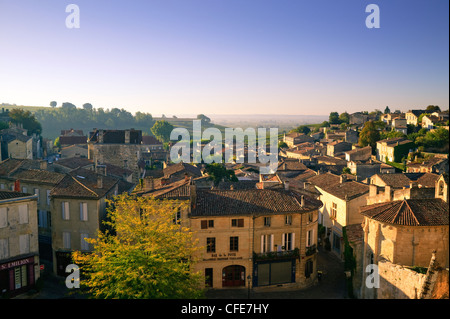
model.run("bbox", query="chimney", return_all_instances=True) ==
[39,160,47,170]
[125,130,130,144]
[340,174,347,183]
[369,184,377,198]
[98,130,104,143]
[230,184,234,190]
[184,172,189,182]
[300,195,305,207]
[385,185,392,201]
[284,181,290,191]
[97,176,103,189]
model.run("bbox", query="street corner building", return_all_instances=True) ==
[139,177,323,290]
[0,190,40,297]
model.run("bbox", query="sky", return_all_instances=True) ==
[0,0,448,116]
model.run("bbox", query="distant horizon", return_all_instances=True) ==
[1,102,448,119]
[0,1,448,117]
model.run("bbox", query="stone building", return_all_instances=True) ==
[358,198,449,299]
[88,129,147,183]
[0,133,33,161]
[50,168,119,276]
[305,172,369,259]
[0,190,39,297]
[283,132,314,148]
[139,178,323,290]
[376,137,414,163]
[0,159,65,261]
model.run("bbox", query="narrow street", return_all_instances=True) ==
[13,247,347,300]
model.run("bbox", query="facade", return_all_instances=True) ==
[190,187,322,289]
[88,129,148,183]
[345,146,372,162]
[405,110,426,126]
[306,172,369,259]
[376,137,414,163]
[0,191,39,297]
[0,162,65,261]
[359,198,449,299]
[50,168,119,275]
[283,133,314,148]
[326,141,352,157]
[140,178,323,290]
[422,115,447,130]
[0,133,33,161]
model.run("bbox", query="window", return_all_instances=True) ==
[80,233,90,251]
[63,232,71,249]
[201,220,214,229]
[0,184,4,189]
[0,238,9,259]
[18,205,28,224]
[173,209,181,225]
[14,265,28,289]
[206,237,216,253]
[80,202,88,221]
[264,217,271,227]
[205,268,213,287]
[261,234,274,253]
[0,207,7,228]
[231,219,244,227]
[282,233,295,251]
[306,229,314,247]
[62,202,70,220]
[305,259,314,278]
[230,236,239,252]
[331,202,337,220]
[22,187,27,193]
[308,212,313,223]
[47,190,51,206]
[19,234,30,254]
[285,215,292,225]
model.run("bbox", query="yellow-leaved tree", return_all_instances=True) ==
[72,194,204,299]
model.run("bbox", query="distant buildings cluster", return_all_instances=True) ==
[0,106,448,299]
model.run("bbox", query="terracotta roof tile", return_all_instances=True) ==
[192,189,322,216]
[360,198,449,226]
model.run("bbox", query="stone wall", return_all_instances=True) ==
[377,260,426,299]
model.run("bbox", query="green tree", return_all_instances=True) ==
[358,121,380,152]
[339,112,350,124]
[83,103,93,110]
[321,121,330,128]
[151,120,174,143]
[425,105,441,113]
[384,106,390,114]
[9,109,42,135]
[291,125,310,135]
[72,194,204,299]
[329,112,340,124]
[50,101,57,108]
[205,163,238,185]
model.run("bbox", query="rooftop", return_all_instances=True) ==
[50,168,118,199]
[192,188,322,217]
[360,198,449,226]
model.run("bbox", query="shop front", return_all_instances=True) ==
[0,256,36,297]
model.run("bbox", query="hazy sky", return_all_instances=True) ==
[0,0,448,116]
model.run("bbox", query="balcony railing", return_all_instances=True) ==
[253,248,300,261]
[305,244,317,256]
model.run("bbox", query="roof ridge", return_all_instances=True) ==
[403,199,420,226]
[70,175,100,197]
